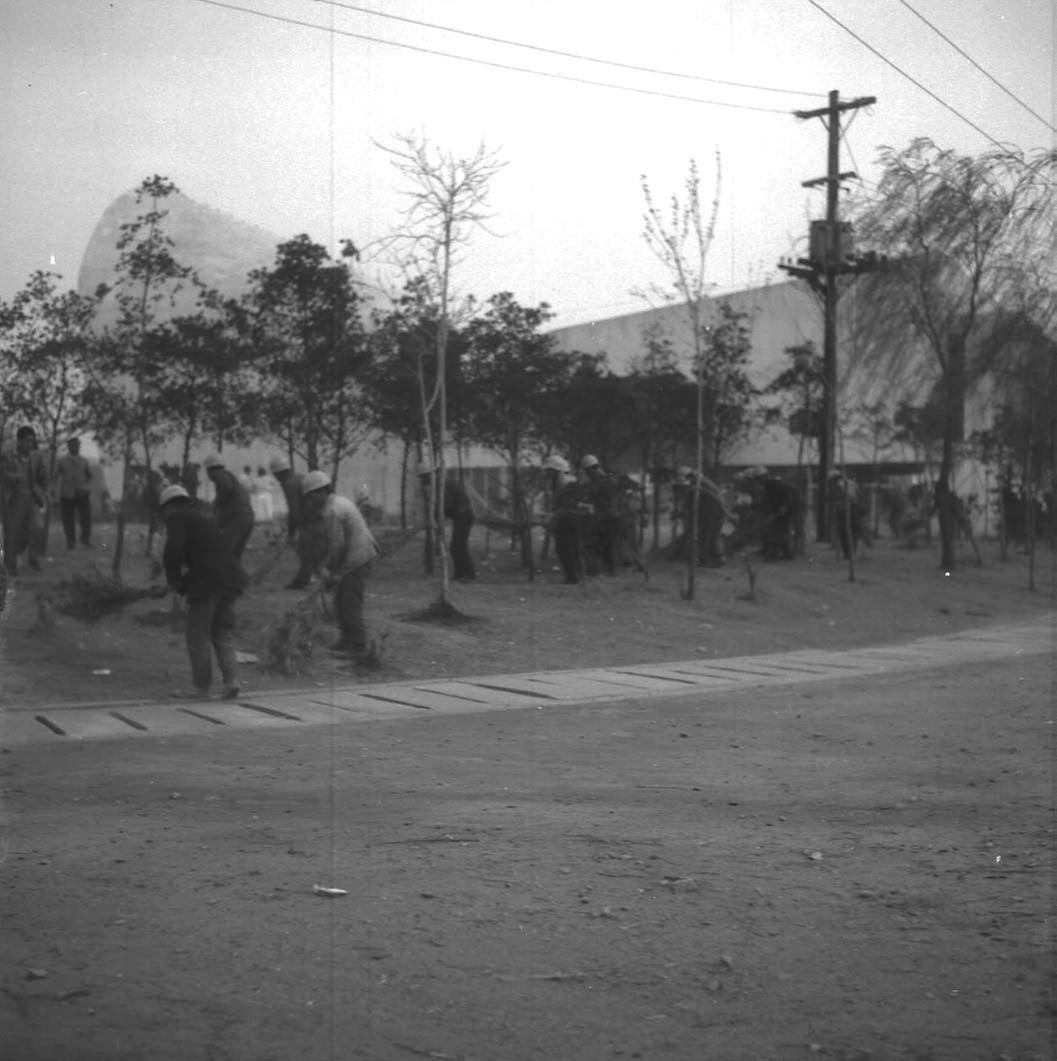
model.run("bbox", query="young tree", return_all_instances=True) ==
[379,133,506,602]
[628,329,695,550]
[848,138,1057,570]
[153,292,256,485]
[85,175,192,575]
[763,342,825,476]
[246,235,370,480]
[2,272,96,488]
[701,300,757,466]
[462,293,573,571]
[640,154,722,600]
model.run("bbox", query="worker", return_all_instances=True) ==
[2,426,48,574]
[300,470,379,658]
[580,455,621,576]
[159,483,247,701]
[203,453,255,559]
[419,463,476,582]
[543,454,592,584]
[269,455,322,589]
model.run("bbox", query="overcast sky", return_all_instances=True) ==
[3,0,1054,328]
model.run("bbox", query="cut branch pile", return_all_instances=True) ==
[265,584,328,675]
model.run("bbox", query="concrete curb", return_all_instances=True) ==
[2,620,1052,748]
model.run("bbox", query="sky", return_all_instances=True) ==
[3,0,1055,329]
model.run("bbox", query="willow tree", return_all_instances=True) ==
[640,154,722,601]
[379,134,505,605]
[848,138,1057,571]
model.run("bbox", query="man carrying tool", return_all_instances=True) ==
[159,483,247,701]
[300,470,379,659]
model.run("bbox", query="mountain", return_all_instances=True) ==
[77,189,283,324]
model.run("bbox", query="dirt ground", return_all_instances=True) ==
[1,522,1055,1060]
[0,518,1053,706]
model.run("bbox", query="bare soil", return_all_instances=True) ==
[1,522,1054,1060]
[0,520,1052,706]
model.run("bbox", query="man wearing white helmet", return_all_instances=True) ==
[203,453,255,560]
[300,470,379,657]
[159,483,247,700]
[269,455,321,589]
[543,454,590,584]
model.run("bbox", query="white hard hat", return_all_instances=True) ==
[159,484,190,506]
[543,455,570,474]
[203,453,225,469]
[301,470,331,495]
[580,454,600,470]
[269,455,290,474]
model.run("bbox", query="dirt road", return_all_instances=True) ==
[2,650,1053,1060]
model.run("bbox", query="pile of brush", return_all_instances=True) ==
[55,566,162,623]
[265,584,328,675]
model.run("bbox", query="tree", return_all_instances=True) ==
[462,293,572,571]
[628,329,695,549]
[640,154,722,600]
[848,138,1057,570]
[763,341,825,474]
[2,272,95,483]
[246,235,370,480]
[379,133,506,602]
[700,300,757,466]
[153,292,256,488]
[85,175,192,574]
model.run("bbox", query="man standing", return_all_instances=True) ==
[159,484,247,700]
[55,437,93,549]
[269,455,322,590]
[543,454,589,584]
[203,453,255,559]
[580,455,621,576]
[419,463,477,582]
[1,426,48,574]
[300,470,379,658]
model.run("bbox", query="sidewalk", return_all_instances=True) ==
[3,619,1051,748]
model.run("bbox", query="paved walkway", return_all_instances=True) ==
[2,620,1052,748]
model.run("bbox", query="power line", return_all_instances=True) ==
[896,0,1055,133]
[188,0,801,114]
[803,0,1007,150]
[308,0,823,98]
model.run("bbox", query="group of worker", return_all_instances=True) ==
[543,453,645,584]
[158,454,378,701]
[1,427,95,575]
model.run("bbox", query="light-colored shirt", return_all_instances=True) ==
[56,453,91,499]
[319,494,378,573]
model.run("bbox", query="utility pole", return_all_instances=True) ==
[780,89,878,542]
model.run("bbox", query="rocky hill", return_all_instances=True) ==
[78,190,282,325]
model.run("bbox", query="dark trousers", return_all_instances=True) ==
[60,493,92,547]
[219,512,255,560]
[334,561,372,652]
[553,517,584,583]
[3,499,43,573]
[185,591,239,692]
[450,514,476,580]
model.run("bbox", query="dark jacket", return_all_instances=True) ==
[211,468,255,529]
[163,503,247,603]
[442,479,474,521]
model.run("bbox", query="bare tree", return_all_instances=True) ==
[378,133,506,606]
[639,154,722,601]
